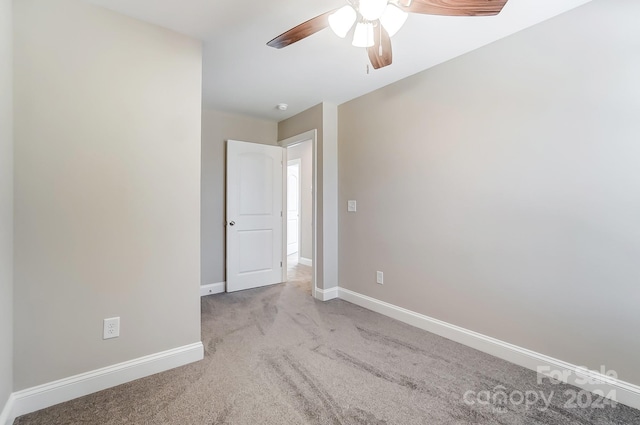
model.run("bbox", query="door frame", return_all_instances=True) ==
[280,130,318,299]
[286,158,302,260]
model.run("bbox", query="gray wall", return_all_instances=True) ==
[287,141,313,261]
[14,0,202,390]
[201,109,278,286]
[0,0,13,407]
[338,0,640,386]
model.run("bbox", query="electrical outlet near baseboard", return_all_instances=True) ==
[376,271,384,285]
[103,317,120,340]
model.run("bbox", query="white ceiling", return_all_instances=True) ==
[87,0,592,121]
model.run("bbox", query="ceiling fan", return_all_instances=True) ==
[267,0,509,70]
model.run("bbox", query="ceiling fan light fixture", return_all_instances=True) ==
[266,0,511,70]
[352,21,374,48]
[328,5,357,38]
[380,4,408,37]
[358,0,388,21]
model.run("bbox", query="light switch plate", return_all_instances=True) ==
[348,200,357,212]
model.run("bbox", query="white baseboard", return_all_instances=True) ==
[315,286,339,301]
[200,281,225,296]
[337,287,640,411]
[298,257,313,267]
[4,342,203,425]
[0,394,15,425]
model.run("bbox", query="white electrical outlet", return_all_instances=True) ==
[103,317,120,340]
[376,271,384,285]
[348,200,357,212]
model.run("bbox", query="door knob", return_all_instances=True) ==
[229,221,235,226]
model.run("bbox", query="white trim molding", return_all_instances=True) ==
[3,342,204,425]
[315,286,339,301]
[337,287,640,411]
[200,282,225,296]
[298,257,313,267]
[0,394,15,425]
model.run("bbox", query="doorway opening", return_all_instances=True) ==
[281,131,317,298]
[287,158,301,260]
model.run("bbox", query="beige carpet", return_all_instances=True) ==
[15,261,640,424]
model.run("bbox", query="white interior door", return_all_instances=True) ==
[227,140,284,292]
[287,160,300,257]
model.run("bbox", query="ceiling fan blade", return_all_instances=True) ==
[267,10,336,49]
[401,0,509,16]
[367,25,392,70]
